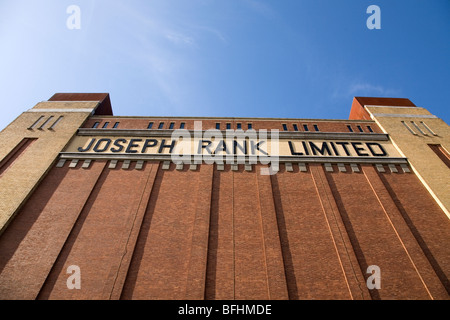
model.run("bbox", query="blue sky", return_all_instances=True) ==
[0,0,449,131]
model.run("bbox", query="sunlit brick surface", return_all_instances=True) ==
[0,94,449,300]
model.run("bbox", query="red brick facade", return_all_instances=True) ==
[0,160,448,300]
[0,94,448,300]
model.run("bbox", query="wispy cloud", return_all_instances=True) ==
[347,82,401,97]
[191,25,228,45]
[106,2,223,114]
[165,31,195,46]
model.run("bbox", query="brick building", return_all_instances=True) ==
[0,93,449,300]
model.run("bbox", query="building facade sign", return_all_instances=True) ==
[66,135,401,159]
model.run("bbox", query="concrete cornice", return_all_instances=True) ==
[59,152,407,164]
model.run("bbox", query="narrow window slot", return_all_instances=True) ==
[428,144,450,168]
[411,121,427,135]
[48,116,64,130]
[28,116,45,130]
[401,121,417,135]
[420,121,437,136]
[38,116,54,130]
[0,138,37,177]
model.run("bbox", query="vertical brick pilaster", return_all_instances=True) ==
[233,166,270,300]
[205,165,234,300]
[185,164,214,299]
[325,164,434,300]
[310,165,371,300]
[0,160,106,300]
[362,166,448,299]
[256,166,289,300]
[108,162,160,300]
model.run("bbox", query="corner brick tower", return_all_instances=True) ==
[350,97,450,218]
[0,93,112,233]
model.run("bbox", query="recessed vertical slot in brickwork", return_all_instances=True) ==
[401,121,417,135]
[0,138,37,177]
[270,173,299,300]
[0,161,107,300]
[420,121,437,136]
[324,167,381,300]
[48,116,64,130]
[428,144,450,169]
[410,121,427,136]
[377,169,450,296]
[205,165,234,300]
[38,116,54,130]
[28,116,45,130]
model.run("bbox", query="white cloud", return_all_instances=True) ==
[348,82,401,97]
[190,25,228,45]
[165,31,195,46]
